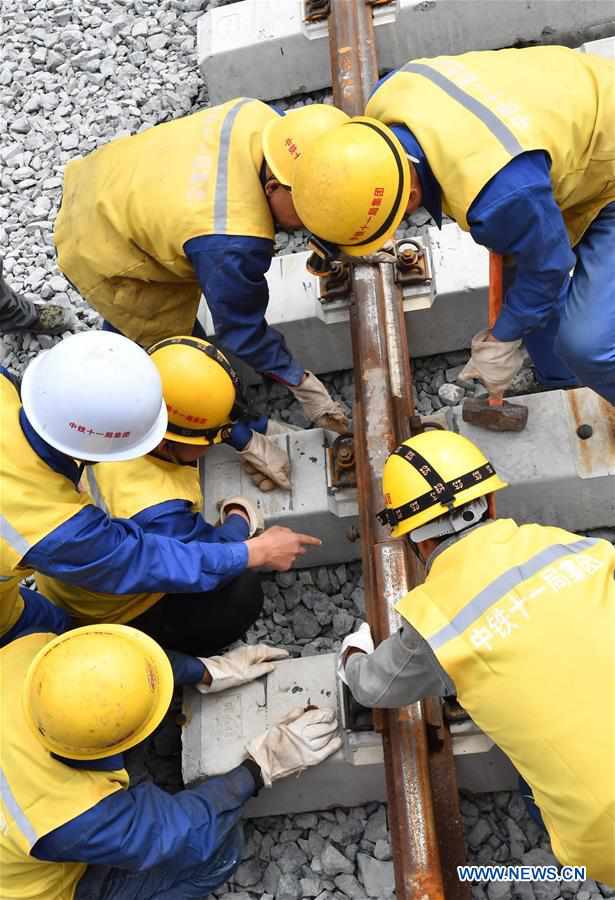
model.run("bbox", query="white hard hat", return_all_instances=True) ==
[21,331,168,462]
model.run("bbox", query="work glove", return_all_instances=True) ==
[265,419,303,436]
[197,643,289,694]
[245,706,342,787]
[288,371,350,434]
[459,329,525,396]
[355,239,397,266]
[218,495,264,537]
[240,430,291,493]
[337,622,374,686]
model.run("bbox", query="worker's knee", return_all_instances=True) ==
[555,320,615,379]
[231,570,264,626]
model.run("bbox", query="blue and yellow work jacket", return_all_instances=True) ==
[395,519,615,884]
[367,46,615,345]
[0,370,248,637]
[0,589,257,900]
[54,99,304,385]
[36,452,249,623]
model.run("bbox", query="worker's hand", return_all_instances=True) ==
[245,706,342,787]
[240,431,291,493]
[246,526,321,571]
[218,495,264,537]
[337,622,374,686]
[196,643,289,694]
[459,329,525,396]
[289,372,350,434]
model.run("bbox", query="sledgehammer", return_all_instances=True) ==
[462,252,529,433]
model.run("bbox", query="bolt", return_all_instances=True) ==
[398,245,420,266]
[338,445,354,464]
[576,424,593,440]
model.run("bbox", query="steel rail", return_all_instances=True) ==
[326,2,469,897]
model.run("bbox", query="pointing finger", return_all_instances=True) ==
[296,533,322,546]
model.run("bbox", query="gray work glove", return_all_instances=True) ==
[240,430,291,493]
[245,706,342,787]
[196,643,289,694]
[459,329,525,396]
[288,372,350,434]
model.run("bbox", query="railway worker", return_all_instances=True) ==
[35,334,294,654]
[0,255,73,335]
[291,46,615,406]
[0,591,341,900]
[0,330,320,649]
[53,101,351,486]
[338,430,615,884]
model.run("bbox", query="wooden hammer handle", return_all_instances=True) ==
[488,251,504,328]
[488,252,504,407]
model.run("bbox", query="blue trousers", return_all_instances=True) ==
[74,825,243,900]
[518,776,546,830]
[524,202,615,404]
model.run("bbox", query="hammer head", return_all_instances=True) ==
[462,396,529,432]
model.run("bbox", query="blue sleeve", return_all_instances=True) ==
[224,416,268,452]
[32,766,257,871]
[215,514,251,542]
[184,234,304,385]
[166,650,206,685]
[467,151,575,341]
[132,500,250,544]
[22,505,249,596]
[0,587,72,648]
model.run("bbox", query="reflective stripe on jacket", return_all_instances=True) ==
[366,46,615,246]
[0,631,128,900]
[37,456,202,624]
[0,376,90,636]
[395,519,615,883]
[54,99,278,347]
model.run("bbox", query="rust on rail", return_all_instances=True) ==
[326,2,469,898]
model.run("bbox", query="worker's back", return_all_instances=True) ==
[54,99,277,345]
[0,373,90,637]
[367,46,615,245]
[395,518,615,882]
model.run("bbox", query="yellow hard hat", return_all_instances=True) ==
[292,116,411,257]
[23,625,174,760]
[147,336,241,445]
[262,104,350,187]
[378,431,507,538]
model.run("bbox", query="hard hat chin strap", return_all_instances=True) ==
[306,235,342,276]
[409,496,488,543]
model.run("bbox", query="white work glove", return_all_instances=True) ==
[289,372,350,434]
[354,239,397,266]
[218,495,264,537]
[245,706,342,787]
[265,419,303,436]
[240,430,291,493]
[459,329,525,396]
[337,622,374,686]
[196,643,289,694]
